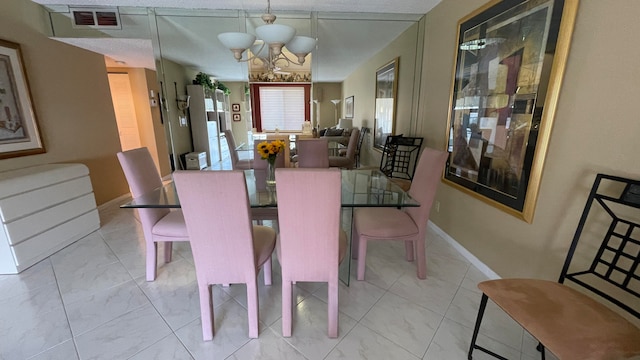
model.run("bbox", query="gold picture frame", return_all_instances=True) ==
[373,57,399,151]
[0,39,44,159]
[443,0,579,222]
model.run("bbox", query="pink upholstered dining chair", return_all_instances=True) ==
[173,170,276,340]
[117,147,189,281]
[275,168,347,338]
[352,147,448,280]
[224,130,252,170]
[296,138,329,168]
[329,128,360,169]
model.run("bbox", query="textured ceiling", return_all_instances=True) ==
[32,0,442,82]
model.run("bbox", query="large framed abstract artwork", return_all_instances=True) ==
[443,0,578,222]
[0,39,44,159]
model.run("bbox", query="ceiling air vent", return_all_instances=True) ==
[70,7,121,30]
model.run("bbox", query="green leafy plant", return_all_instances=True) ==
[194,72,215,91]
[216,81,231,95]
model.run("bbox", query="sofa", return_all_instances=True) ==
[319,127,355,146]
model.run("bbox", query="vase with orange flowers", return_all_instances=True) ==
[256,139,286,185]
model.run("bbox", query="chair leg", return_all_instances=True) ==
[328,278,339,338]
[263,257,272,286]
[199,283,214,341]
[246,280,259,338]
[357,238,368,281]
[468,294,488,360]
[146,242,158,281]
[164,241,173,263]
[351,225,359,260]
[415,238,426,279]
[537,342,546,360]
[404,240,415,261]
[282,279,293,337]
[467,294,509,360]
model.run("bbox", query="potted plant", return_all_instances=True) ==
[216,81,231,95]
[193,72,215,92]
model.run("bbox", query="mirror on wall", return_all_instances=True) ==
[150,9,421,168]
[42,5,423,169]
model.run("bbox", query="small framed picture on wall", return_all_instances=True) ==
[231,103,240,112]
[233,113,241,122]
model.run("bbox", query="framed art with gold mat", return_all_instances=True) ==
[443,0,579,222]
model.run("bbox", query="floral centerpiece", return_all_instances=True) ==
[257,139,286,185]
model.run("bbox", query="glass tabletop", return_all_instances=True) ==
[120,169,419,209]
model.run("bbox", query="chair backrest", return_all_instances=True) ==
[117,147,169,240]
[380,135,424,180]
[405,147,448,236]
[559,173,640,318]
[344,128,360,160]
[224,130,240,167]
[275,168,342,281]
[296,138,329,168]
[173,170,258,284]
[253,139,285,170]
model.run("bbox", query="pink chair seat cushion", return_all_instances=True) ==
[235,159,253,170]
[328,156,353,168]
[354,208,418,239]
[253,225,277,267]
[479,279,640,360]
[152,210,189,238]
[251,208,278,221]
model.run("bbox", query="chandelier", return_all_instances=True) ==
[217,0,316,73]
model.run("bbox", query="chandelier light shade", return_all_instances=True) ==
[217,0,316,73]
[256,24,296,54]
[286,36,316,62]
[218,32,257,60]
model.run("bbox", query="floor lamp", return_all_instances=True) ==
[331,99,341,126]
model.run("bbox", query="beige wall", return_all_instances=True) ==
[0,0,128,205]
[159,59,193,168]
[313,82,342,129]
[423,0,640,279]
[228,82,250,145]
[342,21,422,168]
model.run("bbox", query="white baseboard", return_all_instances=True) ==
[97,193,131,211]
[428,220,501,280]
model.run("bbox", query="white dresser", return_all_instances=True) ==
[0,164,100,274]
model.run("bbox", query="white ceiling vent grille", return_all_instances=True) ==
[70,7,121,30]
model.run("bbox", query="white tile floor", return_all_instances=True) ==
[0,200,560,360]
[0,148,560,359]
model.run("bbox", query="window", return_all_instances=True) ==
[251,84,310,132]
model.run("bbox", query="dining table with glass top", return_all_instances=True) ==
[121,169,419,284]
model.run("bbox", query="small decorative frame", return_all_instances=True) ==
[373,58,399,151]
[443,0,579,222]
[232,113,241,122]
[344,96,354,119]
[231,103,240,112]
[0,39,44,159]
